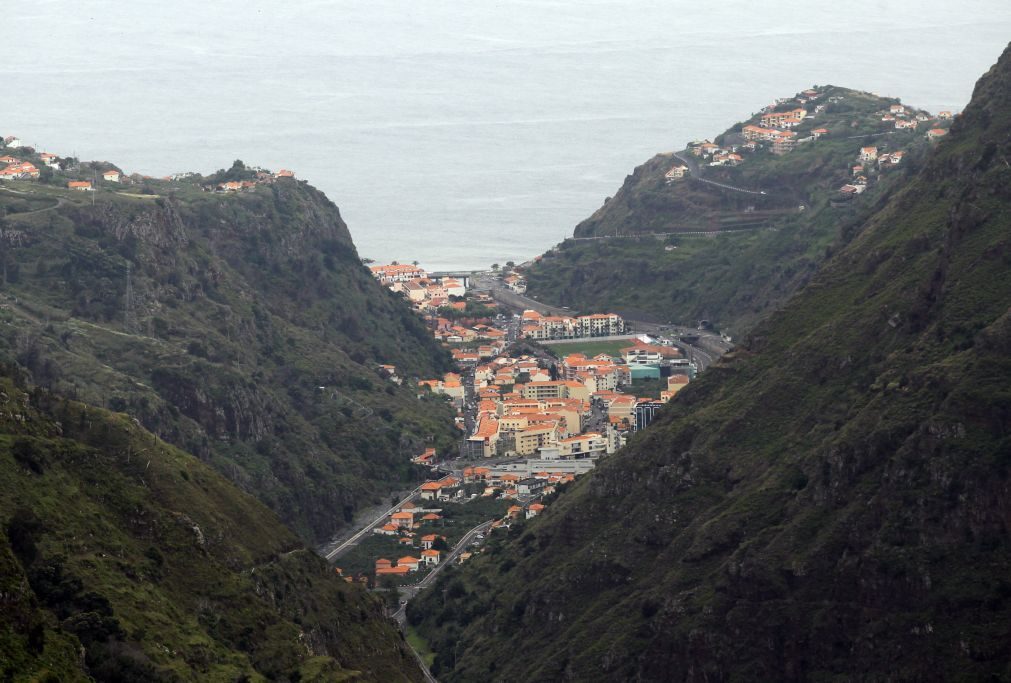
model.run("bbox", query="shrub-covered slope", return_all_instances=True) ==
[526,87,934,332]
[412,46,1011,681]
[0,368,421,681]
[0,170,455,542]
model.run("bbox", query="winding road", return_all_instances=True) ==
[673,151,768,196]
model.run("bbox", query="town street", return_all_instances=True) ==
[323,484,423,562]
[392,519,495,625]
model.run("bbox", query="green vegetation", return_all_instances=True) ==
[0,169,456,543]
[411,49,1011,680]
[406,626,436,668]
[540,338,630,358]
[0,368,422,681]
[629,377,666,399]
[526,86,935,332]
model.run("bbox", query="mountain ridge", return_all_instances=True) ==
[410,44,1011,681]
[0,165,457,542]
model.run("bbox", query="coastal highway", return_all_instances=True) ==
[323,484,423,562]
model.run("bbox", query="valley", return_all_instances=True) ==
[2,39,1009,683]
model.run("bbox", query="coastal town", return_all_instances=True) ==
[325,259,700,591]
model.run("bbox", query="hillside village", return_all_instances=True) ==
[0,136,297,193]
[666,86,956,203]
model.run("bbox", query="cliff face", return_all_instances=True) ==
[0,171,456,543]
[0,369,422,681]
[412,45,1011,681]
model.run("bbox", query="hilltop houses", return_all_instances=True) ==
[0,162,39,180]
[759,107,806,128]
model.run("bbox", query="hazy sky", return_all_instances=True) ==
[4,1,1010,268]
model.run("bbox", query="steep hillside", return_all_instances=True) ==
[412,46,1011,680]
[0,166,456,542]
[525,86,937,332]
[0,366,421,681]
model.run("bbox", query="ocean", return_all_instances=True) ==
[4,0,1010,270]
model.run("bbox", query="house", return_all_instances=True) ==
[889,104,905,115]
[895,119,918,130]
[0,155,19,165]
[517,477,546,495]
[274,169,295,178]
[664,164,689,180]
[39,152,59,168]
[3,136,23,148]
[526,503,545,519]
[373,523,399,536]
[770,137,795,155]
[421,549,441,566]
[811,128,829,139]
[376,565,411,576]
[937,111,954,120]
[397,556,421,572]
[420,481,443,500]
[927,128,949,140]
[0,162,39,180]
[507,505,523,519]
[666,375,690,397]
[371,263,426,284]
[102,170,121,182]
[422,512,442,522]
[375,558,392,570]
[879,151,904,167]
[391,511,415,529]
[420,534,439,550]
[859,146,878,162]
[68,180,93,191]
[760,108,806,128]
